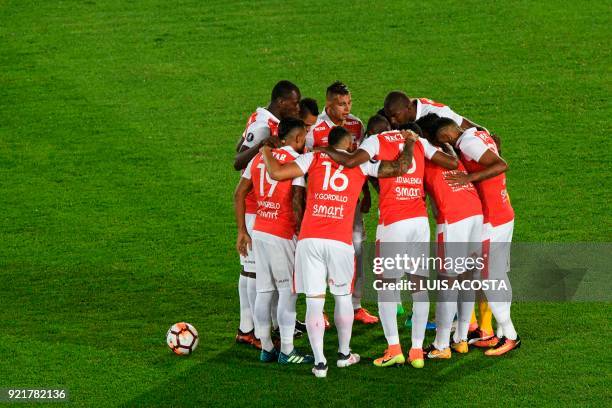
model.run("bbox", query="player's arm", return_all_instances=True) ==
[460,118,502,155]
[377,137,416,178]
[233,177,253,257]
[233,127,280,170]
[421,137,458,170]
[261,146,306,181]
[292,185,306,235]
[445,150,508,187]
[360,180,371,213]
[315,146,370,168]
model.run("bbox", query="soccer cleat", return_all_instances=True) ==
[323,313,332,330]
[235,329,254,345]
[373,347,405,367]
[409,348,425,368]
[484,336,521,356]
[468,321,479,333]
[251,336,262,350]
[424,344,451,359]
[260,348,279,362]
[312,362,328,378]
[451,340,469,354]
[278,348,314,365]
[468,329,498,347]
[337,352,361,368]
[354,307,379,324]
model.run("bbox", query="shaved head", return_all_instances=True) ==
[383,91,415,128]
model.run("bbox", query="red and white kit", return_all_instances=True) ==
[239,108,280,272]
[292,151,379,296]
[305,110,364,151]
[457,127,514,278]
[425,155,483,275]
[414,98,464,125]
[242,146,304,291]
[359,131,438,276]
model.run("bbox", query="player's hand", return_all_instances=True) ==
[444,170,471,187]
[360,193,371,214]
[236,230,252,257]
[400,130,418,142]
[261,136,281,149]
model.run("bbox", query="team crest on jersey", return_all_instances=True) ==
[246,132,254,142]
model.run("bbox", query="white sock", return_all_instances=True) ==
[306,297,326,365]
[334,295,354,355]
[270,290,279,330]
[454,289,475,342]
[433,299,456,350]
[246,276,257,333]
[411,290,429,349]
[378,301,399,345]
[254,291,274,351]
[277,289,297,355]
[488,301,517,340]
[238,274,254,333]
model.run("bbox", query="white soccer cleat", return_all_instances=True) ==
[312,362,328,378]
[336,352,360,368]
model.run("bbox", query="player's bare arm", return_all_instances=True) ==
[430,148,458,170]
[445,149,508,187]
[377,138,416,178]
[315,146,370,168]
[233,136,281,171]
[261,146,305,181]
[291,185,306,235]
[233,177,253,256]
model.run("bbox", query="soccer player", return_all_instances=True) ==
[234,117,313,364]
[233,80,301,348]
[306,81,378,325]
[431,117,521,356]
[317,122,458,368]
[299,97,319,133]
[415,113,484,359]
[262,126,417,378]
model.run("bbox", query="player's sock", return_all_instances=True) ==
[488,301,517,340]
[411,290,429,349]
[334,294,354,355]
[378,301,400,345]
[246,276,257,332]
[238,274,254,333]
[455,289,475,343]
[433,294,457,350]
[254,291,274,351]
[277,288,297,355]
[306,297,326,365]
[270,290,279,330]
[478,299,493,334]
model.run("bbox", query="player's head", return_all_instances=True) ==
[366,114,391,136]
[431,117,462,145]
[271,80,301,119]
[383,91,415,128]
[278,117,307,152]
[398,122,424,138]
[415,113,441,145]
[299,97,319,132]
[328,126,352,151]
[325,81,352,123]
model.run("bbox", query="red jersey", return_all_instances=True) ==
[359,132,438,226]
[242,146,304,240]
[456,128,514,226]
[240,108,280,214]
[305,110,364,150]
[293,151,379,245]
[424,154,483,224]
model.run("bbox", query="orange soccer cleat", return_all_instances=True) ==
[468,329,499,348]
[354,308,379,324]
[373,344,405,367]
[323,312,332,330]
[409,348,425,368]
[485,336,521,356]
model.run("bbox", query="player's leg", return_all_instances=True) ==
[352,209,378,324]
[237,213,257,345]
[270,290,279,331]
[251,234,277,360]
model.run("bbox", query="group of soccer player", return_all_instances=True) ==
[233,80,520,378]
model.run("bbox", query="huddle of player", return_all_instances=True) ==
[233,80,520,378]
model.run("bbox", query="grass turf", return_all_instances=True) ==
[0,0,610,406]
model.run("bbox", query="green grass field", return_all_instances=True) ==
[1,0,611,406]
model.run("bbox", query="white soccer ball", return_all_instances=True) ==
[166,322,199,355]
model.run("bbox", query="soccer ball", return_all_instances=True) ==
[166,322,199,355]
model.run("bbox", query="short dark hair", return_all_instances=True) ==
[415,113,440,139]
[271,80,300,102]
[383,91,410,111]
[398,122,424,138]
[278,117,305,140]
[328,126,351,147]
[299,98,319,117]
[429,117,457,140]
[366,114,391,135]
[326,81,350,99]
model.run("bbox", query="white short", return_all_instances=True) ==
[239,213,256,272]
[482,220,514,279]
[436,215,484,276]
[379,217,430,277]
[294,238,355,296]
[252,231,295,293]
